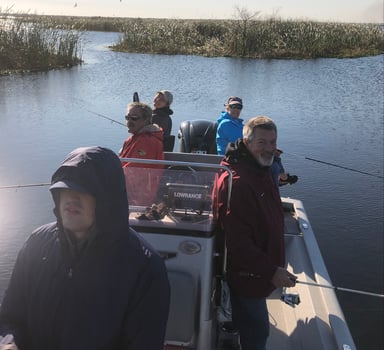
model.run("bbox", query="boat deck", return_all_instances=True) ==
[265,199,356,350]
[121,153,356,350]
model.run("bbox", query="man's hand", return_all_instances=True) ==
[271,267,297,288]
[0,335,18,350]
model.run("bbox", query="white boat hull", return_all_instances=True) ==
[122,152,356,350]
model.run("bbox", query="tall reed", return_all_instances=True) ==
[114,17,384,59]
[1,12,383,63]
[0,12,82,74]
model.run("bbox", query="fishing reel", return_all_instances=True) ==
[281,288,301,307]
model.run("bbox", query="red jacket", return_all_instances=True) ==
[214,140,285,298]
[119,125,164,206]
[119,124,164,166]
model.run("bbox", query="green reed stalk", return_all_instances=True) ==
[0,12,83,75]
[1,12,383,67]
[114,17,383,59]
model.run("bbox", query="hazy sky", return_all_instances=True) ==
[3,0,384,23]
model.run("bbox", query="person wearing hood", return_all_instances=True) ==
[119,102,165,205]
[152,90,173,138]
[216,96,244,155]
[213,116,297,350]
[0,146,170,350]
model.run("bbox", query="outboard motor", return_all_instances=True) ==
[178,120,217,154]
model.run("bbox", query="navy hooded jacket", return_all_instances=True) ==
[0,146,170,350]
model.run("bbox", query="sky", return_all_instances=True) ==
[2,0,383,23]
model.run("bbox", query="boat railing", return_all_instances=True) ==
[120,155,232,235]
[282,198,357,350]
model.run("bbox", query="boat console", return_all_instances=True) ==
[121,152,231,349]
[125,154,223,237]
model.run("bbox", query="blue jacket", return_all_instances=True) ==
[271,156,285,188]
[216,111,244,155]
[0,146,170,350]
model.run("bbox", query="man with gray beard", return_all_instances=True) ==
[214,116,297,350]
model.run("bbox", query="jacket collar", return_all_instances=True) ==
[224,139,267,170]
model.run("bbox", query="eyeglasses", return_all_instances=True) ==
[229,104,243,110]
[125,115,141,121]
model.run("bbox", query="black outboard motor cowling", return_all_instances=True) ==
[178,120,217,154]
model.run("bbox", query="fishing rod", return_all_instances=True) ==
[0,182,50,190]
[80,94,383,180]
[85,109,126,127]
[294,279,384,298]
[85,106,382,180]
[83,91,141,127]
[283,278,384,306]
[0,92,144,191]
[285,152,383,179]
[305,157,383,179]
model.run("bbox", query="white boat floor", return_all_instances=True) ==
[264,200,354,350]
[267,284,338,350]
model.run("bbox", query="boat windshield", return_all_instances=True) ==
[121,158,225,234]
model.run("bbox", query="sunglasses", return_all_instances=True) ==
[229,104,243,110]
[125,115,141,121]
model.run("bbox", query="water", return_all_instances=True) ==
[0,31,383,348]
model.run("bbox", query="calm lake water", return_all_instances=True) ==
[0,31,383,348]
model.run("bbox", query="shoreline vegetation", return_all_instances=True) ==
[0,13,83,75]
[1,10,383,75]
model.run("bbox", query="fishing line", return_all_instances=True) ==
[295,279,384,298]
[1,93,142,191]
[3,95,381,190]
[284,152,383,179]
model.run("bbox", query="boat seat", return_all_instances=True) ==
[178,120,218,154]
[163,135,175,152]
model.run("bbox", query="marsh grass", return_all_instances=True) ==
[114,18,384,59]
[1,12,383,74]
[0,12,82,75]
[22,14,383,59]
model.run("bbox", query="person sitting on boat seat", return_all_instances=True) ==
[152,90,175,152]
[216,96,244,155]
[0,146,170,350]
[119,102,165,206]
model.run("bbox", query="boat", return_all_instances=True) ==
[120,119,357,350]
